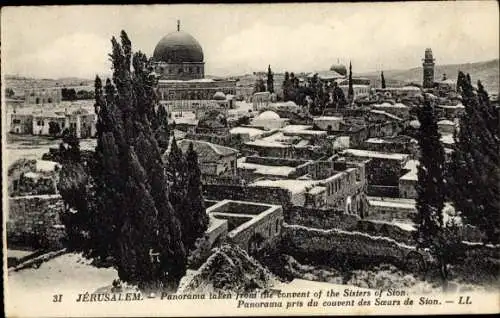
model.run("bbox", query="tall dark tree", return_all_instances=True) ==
[183,143,210,249]
[267,65,274,94]
[447,72,500,244]
[59,31,192,291]
[414,99,458,289]
[348,61,354,101]
[381,71,386,89]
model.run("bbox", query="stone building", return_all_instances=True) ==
[24,88,62,105]
[341,148,409,197]
[248,158,368,217]
[10,107,96,138]
[177,139,239,177]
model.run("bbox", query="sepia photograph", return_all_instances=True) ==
[2,2,499,317]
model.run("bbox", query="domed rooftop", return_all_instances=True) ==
[256,111,280,121]
[213,91,226,100]
[330,64,347,76]
[153,28,204,63]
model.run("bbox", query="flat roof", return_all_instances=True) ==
[343,149,409,161]
[237,158,296,177]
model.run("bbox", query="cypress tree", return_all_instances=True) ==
[267,65,274,94]
[414,100,445,245]
[348,61,354,101]
[414,98,455,288]
[59,31,189,291]
[447,72,500,244]
[381,71,386,89]
[183,143,209,250]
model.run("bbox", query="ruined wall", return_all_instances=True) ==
[288,206,359,230]
[282,223,421,267]
[7,195,66,249]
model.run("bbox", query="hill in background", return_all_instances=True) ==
[359,59,499,93]
[6,59,499,96]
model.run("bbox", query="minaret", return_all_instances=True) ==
[422,48,435,89]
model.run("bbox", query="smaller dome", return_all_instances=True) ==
[256,111,280,121]
[330,64,347,76]
[213,91,226,100]
[410,120,420,129]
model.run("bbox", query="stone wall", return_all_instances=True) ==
[7,195,66,249]
[185,132,234,147]
[356,220,415,245]
[227,206,284,252]
[203,184,293,219]
[288,206,415,245]
[361,139,418,156]
[367,185,400,197]
[282,223,425,267]
[244,156,309,168]
[366,200,416,222]
[288,206,359,230]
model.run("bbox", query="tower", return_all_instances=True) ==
[422,48,435,89]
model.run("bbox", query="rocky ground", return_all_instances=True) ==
[276,254,499,295]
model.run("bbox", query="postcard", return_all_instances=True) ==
[2,2,499,317]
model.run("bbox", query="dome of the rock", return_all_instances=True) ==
[153,30,204,63]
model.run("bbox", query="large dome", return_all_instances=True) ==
[153,30,204,63]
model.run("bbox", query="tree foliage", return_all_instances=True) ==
[58,30,208,291]
[253,78,266,93]
[447,71,500,244]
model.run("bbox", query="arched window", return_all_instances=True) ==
[178,68,183,74]
[197,66,201,73]
[275,218,280,233]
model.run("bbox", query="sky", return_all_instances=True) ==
[2,2,499,79]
